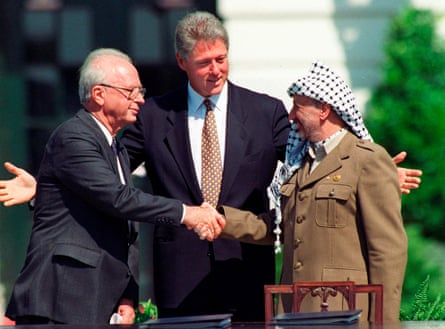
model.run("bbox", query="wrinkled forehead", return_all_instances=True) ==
[293,94,322,107]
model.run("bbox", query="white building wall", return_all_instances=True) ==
[218,0,445,111]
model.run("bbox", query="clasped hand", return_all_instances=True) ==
[183,203,225,241]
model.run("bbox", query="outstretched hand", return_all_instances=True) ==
[392,152,422,194]
[0,162,37,206]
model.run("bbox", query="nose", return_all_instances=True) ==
[135,93,145,104]
[209,60,219,75]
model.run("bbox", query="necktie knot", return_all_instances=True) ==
[203,98,213,112]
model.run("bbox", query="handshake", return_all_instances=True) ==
[183,203,226,241]
[0,162,226,241]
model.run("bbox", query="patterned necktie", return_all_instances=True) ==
[201,99,223,208]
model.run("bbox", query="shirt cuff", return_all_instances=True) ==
[180,204,186,223]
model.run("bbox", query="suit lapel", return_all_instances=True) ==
[297,155,312,186]
[298,132,354,189]
[163,89,203,202]
[77,109,132,185]
[218,84,249,204]
[77,109,118,173]
[301,154,342,188]
[118,144,133,187]
[77,109,136,235]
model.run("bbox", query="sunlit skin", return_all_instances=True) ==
[0,56,423,214]
[288,95,341,142]
[176,38,229,97]
[87,56,145,137]
[288,94,422,193]
[117,298,136,324]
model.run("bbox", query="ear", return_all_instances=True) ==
[91,85,105,106]
[319,103,331,120]
[176,52,187,71]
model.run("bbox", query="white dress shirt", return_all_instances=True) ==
[187,82,228,188]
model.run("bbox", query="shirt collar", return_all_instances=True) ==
[187,81,228,114]
[89,112,113,146]
[308,128,347,161]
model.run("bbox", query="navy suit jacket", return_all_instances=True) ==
[121,82,290,318]
[6,109,184,324]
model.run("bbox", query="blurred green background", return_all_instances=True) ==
[365,7,445,317]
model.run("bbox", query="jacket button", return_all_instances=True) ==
[294,238,303,249]
[293,261,303,271]
[296,215,305,224]
[298,193,306,201]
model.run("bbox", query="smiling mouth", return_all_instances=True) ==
[208,75,222,83]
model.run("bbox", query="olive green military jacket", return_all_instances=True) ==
[221,132,408,322]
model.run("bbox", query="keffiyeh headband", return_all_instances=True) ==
[268,60,373,253]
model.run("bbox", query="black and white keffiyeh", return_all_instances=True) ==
[267,60,373,253]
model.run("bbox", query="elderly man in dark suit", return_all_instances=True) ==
[4,48,224,325]
[0,12,290,321]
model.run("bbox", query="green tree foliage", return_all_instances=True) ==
[365,7,445,241]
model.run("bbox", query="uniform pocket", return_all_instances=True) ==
[314,184,351,227]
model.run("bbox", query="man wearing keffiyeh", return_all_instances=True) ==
[218,61,408,323]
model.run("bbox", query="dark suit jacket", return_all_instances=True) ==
[6,109,184,324]
[121,81,290,320]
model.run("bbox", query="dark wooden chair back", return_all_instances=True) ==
[264,281,383,324]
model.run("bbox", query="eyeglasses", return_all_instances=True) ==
[99,83,146,100]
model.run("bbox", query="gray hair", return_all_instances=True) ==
[78,48,132,104]
[175,11,229,60]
